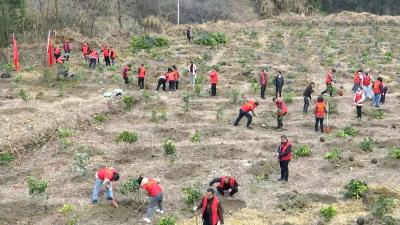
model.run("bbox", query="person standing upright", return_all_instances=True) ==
[303,82,314,113]
[275,135,292,182]
[274,71,284,97]
[101,45,111,66]
[209,68,218,97]
[138,64,146,91]
[187,26,193,42]
[354,88,365,121]
[352,70,363,93]
[188,61,197,87]
[372,77,383,107]
[81,42,90,63]
[193,188,224,225]
[259,69,268,99]
[173,65,180,91]
[314,96,328,133]
[110,47,117,66]
[362,72,373,99]
[63,39,71,61]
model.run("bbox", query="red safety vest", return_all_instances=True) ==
[174,70,180,80]
[355,92,363,103]
[97,167,116,181]
[122,66,130,78]
[110,49,116,59]
[218,176,235,188]
[276,99,288,114]
[363,75,371,86]
[90,50,98,59]
[260,72,268,85]
[279,142,292,161]
[166,72,175,81]
[241,99,256,112]
[63,42,71,52]
[56,56,63,64]
[82,44,89,55]
[141,178,162,197]
[201,196,219,225]
[102,48,109,57]
[326,72,333,84]
[315,102,326,118]
[54,47,61,55]
[354,72,361,84]
[373,80,381,94]
[209,70,218,84]
[138,66,146,78]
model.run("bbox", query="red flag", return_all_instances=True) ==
[47,31,54,67]
[12,34,20,72]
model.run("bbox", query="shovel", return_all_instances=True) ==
[323,101,332,133]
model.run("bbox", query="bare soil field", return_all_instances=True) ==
[1,13,400,225]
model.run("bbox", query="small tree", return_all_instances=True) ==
[345,179,368,199]
[158,216,177,225]
[123,96,137,111]
[320,205,337,222]
[119,177,144,203]
[58,128,74,150]
[390,148,400,159]
[72,147,91,176]
[27,176,48,199]
[190,130,202,144]
[324,148,342,161]
[360,137,375,152]
[93,113,108,123]
[0,151,14,166]
[163,138,176,160]
[182,92,190,112]
[116,131,138,144]
[216,106,225,120]
[19,89,30,101]
[181,184,201,206]
[59,203,79,225]
[293,144,311,159]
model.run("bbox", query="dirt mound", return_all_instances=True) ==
[247,160,279,180]
[277,191,337,211]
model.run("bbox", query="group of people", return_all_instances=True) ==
[92,166,242,225]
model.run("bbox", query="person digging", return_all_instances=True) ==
[193,188,224,225]
[209,176,238,197]
[234,97,259,129]
[273,97,288,129]
[138,176,164,224]
[92,167,120,207]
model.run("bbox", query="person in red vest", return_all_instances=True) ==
[193,188,224,225]
[273,97,288,129]
[372,77,383,107]
[54,46,61,61]
[110,47,117,66]
[352,70,363,93]
[321,69,336,97]
[275,135,292,182]
[89,49,99,69]
[234,97,259,129]
[56,56,64,64]
[138,176,164,224]
[81,42,90,63]
[209,68,218,96]
[209,176,239,197]
[166,67,176,92]
[63,39,71,61]
[354,88,365,120]
[362,72,373,99]
[122,64,132,84]
[172,65,180,91]
[92,167,120,207]
[259,69,268,99]
[137,64,146,91]
[101,45,111,66]
[313,96,328,132]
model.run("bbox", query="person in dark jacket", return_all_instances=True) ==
[275,135,292,182]
[193,188,224,225]
[303,82,314,113]
[380,85,388,104]
[274,71,284,97]
[187,26,193,42]
[209,176,238,197]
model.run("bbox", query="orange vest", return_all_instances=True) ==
[102,48,109,57]
[174,70,180,80]
[166,72,175,81]
[354,72,361,84]
[218,176,235,188]
[363,75,371,86]
[373,80,381,94]
[82,44,89,55]
[201,196,219,225]
[315,102,326,118]
[355,92,363,103]
[141,178,162,197]
[97,168,116,181]
[138,66,146,78]
[241,99,256,112]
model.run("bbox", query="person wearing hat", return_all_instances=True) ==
[303,82,315,113]
[138,176,164,224]
[275,135,292,182]
[193,188,224,225]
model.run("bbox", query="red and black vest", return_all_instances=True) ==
[201,196,219,225]
[218,176,235,188]
[279,142,292,161]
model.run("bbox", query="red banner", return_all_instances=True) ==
[47,31,54,67]
[12,34,20,72]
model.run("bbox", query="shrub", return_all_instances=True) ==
[27,176,48,196]
[390,148,400,159]
[283,92,295,104]
[181,184,201,205]
[384,51,393,63]
[216,106,225,120]
[116,131,138,144]
[293,144,311,159]
[151,108,167,127]
[190,130,201,144]
[343,126,359,136]
[325,148,342,160]
[163,139,176,157]
[142,16,162,32]
[372,197,397,219]
[72,147,90,176]
[59,203,74,215]
[120,177,141,195]
[19,89,30,101]
[231,89,241,104]
[360,137,374,152]
[345,179,368,199]
[0,151,14,166]
[58,128,74,139]
[123,96,137,111]
[327,98,338,114]
[93,113,108,123]
[130,35,169,52]
[182,92,190,112]
[320,205,337,222]
[250,82,260,95]
[194,32,227,47]
[371,111,384,119]
[158,216,177,225]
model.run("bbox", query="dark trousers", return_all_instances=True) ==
[104,56,111,66]
[211,83,217,96]
[169,81,176,92]
[380,87,388,103]
[261,85,266,99]
[276,87,282,97]
[217,185,238,196]
[321,83,333,97]
[156,79,166,91]
[315,117,324,132]
[175,81,179,90]
[303,96,310,113]
[234,109,252,127]
[89,58,97,69]
[138,77,145,90]
[54,53,61,60]
[277,115,284,128]
[280,160,289,181]
[123,77,129,84]
[356,106,362,118]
